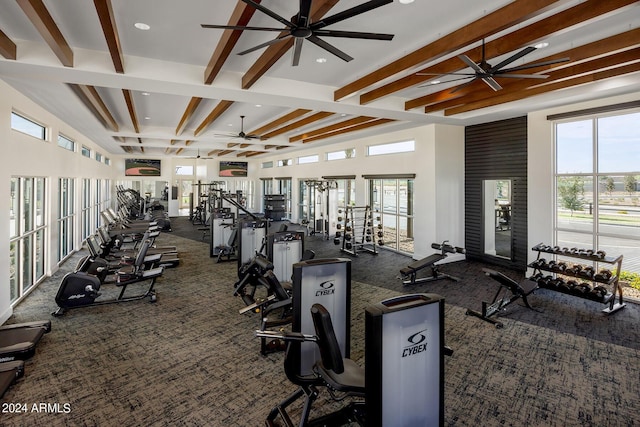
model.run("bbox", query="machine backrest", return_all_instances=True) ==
[134,240,151,267]
[261,270,289,301]
[228,228,238,246]
[86,235,102,257]
[310,303,344,374]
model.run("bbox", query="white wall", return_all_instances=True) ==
[254,123,465,260]
[527,91,640,266]
[0,80,120,323]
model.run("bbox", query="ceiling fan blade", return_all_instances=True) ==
[313,29,394,41]
[458,54,486,75]
[481,76,503,91]
[298,0,312,27]
[200,24,284,31]
[488,46,536,73]
[311,0,392,30]
[237,34,291,56]
[241,0,294,27]
[493,73,549,79]
[292,37,304,66]
[499,57,570,73]
[417,75,475,88]
[416,72,477,76]
[307,35,353,62]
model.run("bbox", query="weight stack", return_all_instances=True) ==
[365,293,445,427]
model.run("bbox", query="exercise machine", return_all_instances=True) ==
[0,360,24,398]
[266,230,305,283]
[465,268,538,328]
[366,294,451,426]
[0,320,51,362]
[53,239,164,316]
[400,241,465,285]
[258,258,352,426]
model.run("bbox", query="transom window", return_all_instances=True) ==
[11,112,46,140]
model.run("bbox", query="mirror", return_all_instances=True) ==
[484,179,512,259]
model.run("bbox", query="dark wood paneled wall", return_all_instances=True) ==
[465,116,528,271]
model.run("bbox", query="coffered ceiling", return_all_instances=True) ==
[0,0,638,159]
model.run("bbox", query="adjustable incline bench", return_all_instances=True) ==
[466,268,538,328]
[400,241,465,285]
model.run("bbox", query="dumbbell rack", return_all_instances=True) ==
[528,243,625,315]
[338,206,378,256]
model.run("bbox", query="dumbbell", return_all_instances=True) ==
[333,238,341,245]
[344,234,352,241]
[366,229,372,235]
[595,250,606,259]
[378,240,384,246]
[337,216,343,222]
[377,224,382,230]
[580,266,595,279]
[346,242,353,250]
[590,285,608,300]
[377,231,383,238]
[594,269,612,281]
[345,226,352,232]
[336,223,342,230]
[365,236,372,242]
[574,282,592,294]
[335,231,342,238]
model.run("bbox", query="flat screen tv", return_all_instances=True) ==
[125,159,161,176]
[219,161,248,177]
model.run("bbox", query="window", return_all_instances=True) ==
[11,112,46,140]
[554,111,640,273]
[298,155,319,164]
[368,178,415,254]
[277,159,292,167]
[81,145,91,158]
[327,148,355,161]
[175,165,194,176]
[105,157,111,165]
[81,178,92,240]
[277,178,292,219]
[261,161,273,169]
[367,140,415,156]
[57,178,75,263]
[58,134,75,151]
[96,152,103,162]
[10,177,47,305]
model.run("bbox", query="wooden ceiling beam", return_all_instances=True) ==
[249,109,312,136]
[246,151,267,157]
[423,32,640,113]
[17,0,73,67]
[204,1,261,84]
[93,0,124,73]
[445,53,640,116]
[175,97,203,136]
[194,100,234,136]
[334,0,560,101]
[227,142,239,148]
[185,140,194,146]
[217,149,235,156]
[0,29,17,59]
[175,147,184,155]
[262,112,334,139]
[207,149,221,157]
[366,0,639,106]
[302,118,396,144]
[122,89,140,133]
[242,0,339,89]
[289,116,376,142]
[68,83,118,131]
[165,147,174,154]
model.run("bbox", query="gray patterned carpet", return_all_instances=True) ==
[2,221,639,426]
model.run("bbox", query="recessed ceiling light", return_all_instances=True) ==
[255,104,262,107]
[141,92,150,96]
[316,57,327,63]
[534,42,549,49]
[144,116,151,120]
[134,22,150,30]
[399,0,414,4]
[431,80,441,85]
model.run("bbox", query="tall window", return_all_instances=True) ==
[95,179,102,229]
[555,111,640,273]
[276,178,292,219]
[262,179,273,212]
[9,177,46,304]
[82,178,92,239]
[368,178,415,254]
[58,178,75,262]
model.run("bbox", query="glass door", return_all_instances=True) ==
[369,178,414,254]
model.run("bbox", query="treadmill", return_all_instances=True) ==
[0,320,51,362]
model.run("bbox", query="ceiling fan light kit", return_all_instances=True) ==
[202,0,395,66]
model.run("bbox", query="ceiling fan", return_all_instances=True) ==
[201,0,394,66]
[185,148,213,159]
[418,39,570,92]
[214,115,261,140]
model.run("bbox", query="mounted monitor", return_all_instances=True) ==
[219,161,248,177]
[125,159,161,176]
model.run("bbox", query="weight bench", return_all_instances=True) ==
[465,268,538,328]
[400,241,465,285]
